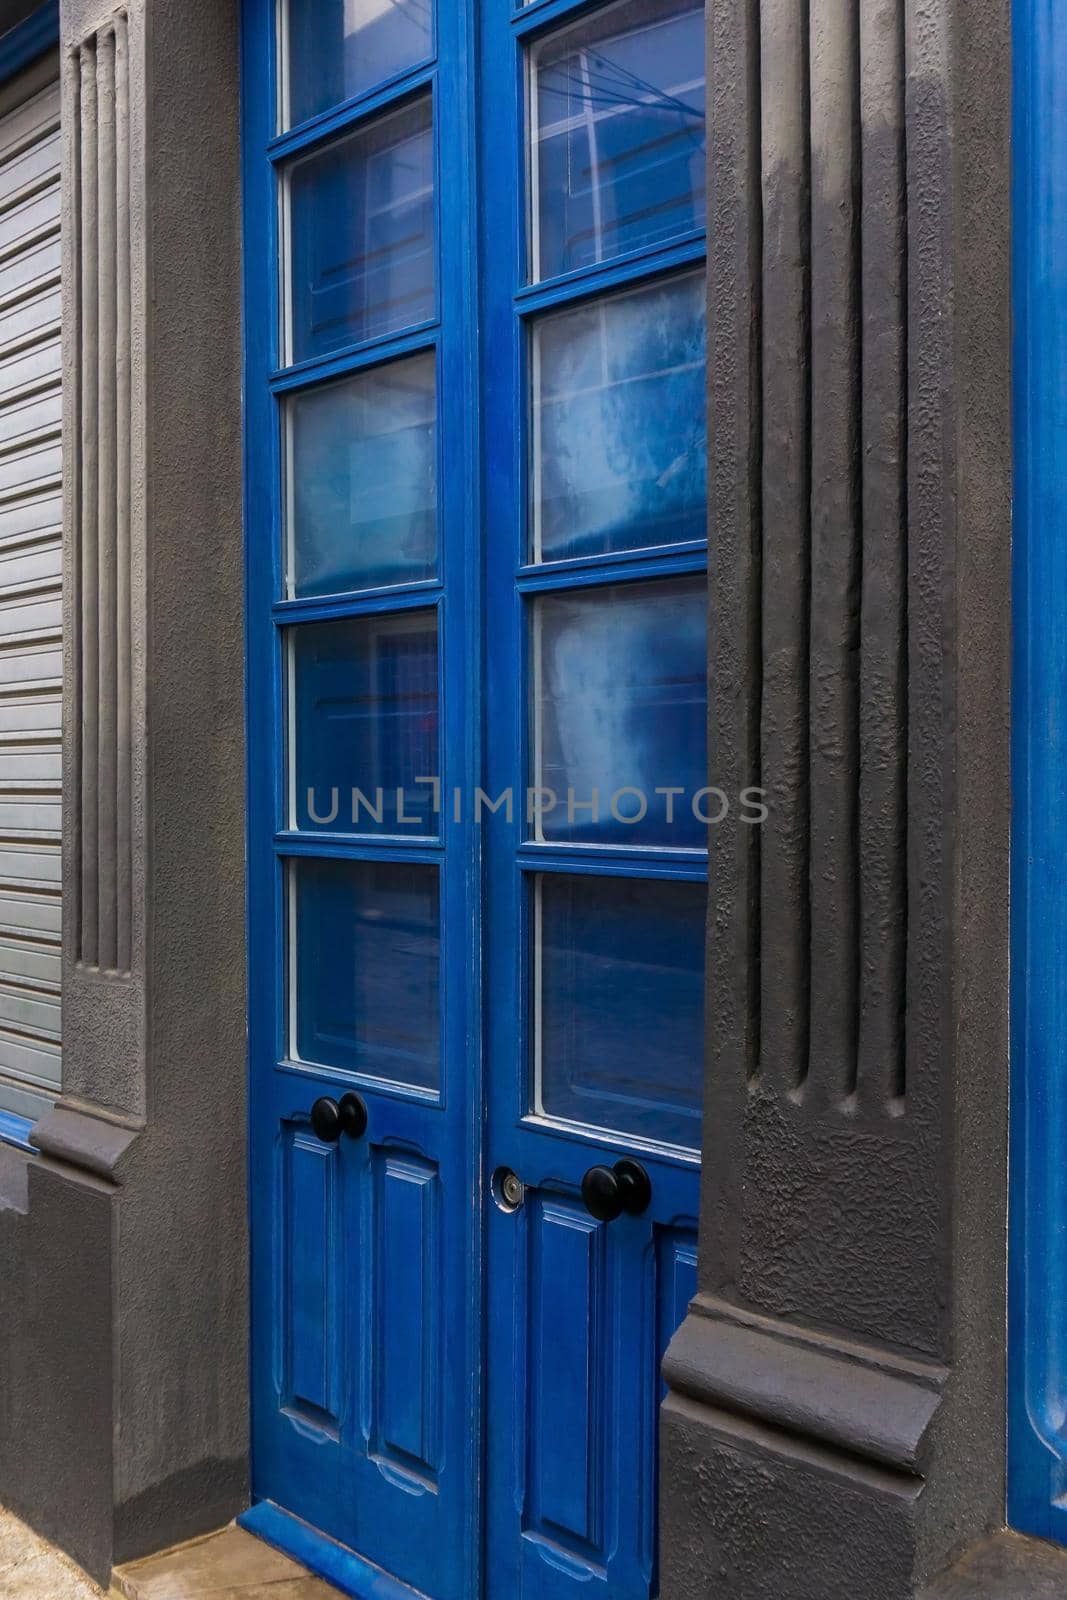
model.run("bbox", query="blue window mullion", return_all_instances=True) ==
[274,836,444,865]
[272,1055,442,1107]
[268,62,439,162]
[514,232,708,314]
[510,0,612,42]
[516,546,707,594]
[273,583,443,626]
[517,848,708,882]
[269,324,440,394]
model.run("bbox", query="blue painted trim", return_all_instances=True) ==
[239,1503,425,1600]
[510,0,614,39]
[0,1109,35,1153]
[268,322,440,393]
[515,846,709,880]
[272,835,443,863]
[268,66,438,162]
[1009,0,1067,1544]
[242,0,485,1590]
[515,546,709,593]
[0,2,59,83]
[514,233,707,312]
[272,583,442,624]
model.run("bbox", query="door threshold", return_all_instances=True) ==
[239,1501,434,1600]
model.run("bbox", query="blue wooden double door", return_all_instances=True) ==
[243,2,707,1596]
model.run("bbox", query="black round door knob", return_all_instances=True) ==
[310,1097,342,1142]
[310,1092,368,1143]
[338,1091,369,1139]
[580,1157,653,1222]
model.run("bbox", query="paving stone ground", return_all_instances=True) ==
[0,1505,103,1599]
[113,1525,339,1599]
[0,1508,339,1599]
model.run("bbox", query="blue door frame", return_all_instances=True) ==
[239,3,707,1594]
[240,4,483,1593]
[1009,0,1067,1543]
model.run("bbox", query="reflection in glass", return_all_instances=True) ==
[290,612,439,836]
[286,96,434,363]
[532,273,705,561]
[534,873,704,1147]
[284,0,434,129]
[530,0,705,280]
[533,577,707,848]
[286,354,437,598]
[292,856,440,1091]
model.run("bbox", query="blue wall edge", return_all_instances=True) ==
[1009,0,1067,1545]
[0,2,59,83]
[0,1108,36,1154]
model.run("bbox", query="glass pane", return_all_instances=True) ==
[286,354,437,598]
[286,96,434,363]
[292,856,440,1091]
[532,273,705,561]
[529,0,705,280]
[534,873,704,1147]
[284,0,433,129]
[532,577,707,848]
[290,612,439,836]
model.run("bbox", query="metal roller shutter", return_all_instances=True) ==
[0,74,61,1120]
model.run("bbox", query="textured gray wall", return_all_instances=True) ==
[0,1150,114,1581]
[111,0,248,1552]
[0,0,248,1585]
[659,0,1012,1591]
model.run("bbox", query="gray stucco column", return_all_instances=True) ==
[658,0,1012,1595]
[0,0,246,1583]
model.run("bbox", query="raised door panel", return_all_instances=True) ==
[368,1148,443,1488]
[283,1128,343,1429]
[252,1110,355,1547]
[490,1184,699,1600]
[341,1123,467,1600]
[524,1196,609,1569]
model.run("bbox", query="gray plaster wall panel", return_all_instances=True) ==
[0,0,248,1584]
[0,1156,115,1586]
[662,0,1012,1587]
[106,0,248,1553]
[924,0,1013,1570]
[661,1393,923,1600]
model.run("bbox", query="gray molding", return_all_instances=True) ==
[70,9,133,976]
[30,1098,141,1181]
[61,0,146,1119]
[663,1296,948,1476]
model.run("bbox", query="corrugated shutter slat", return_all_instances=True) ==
[0,76,61,1109]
